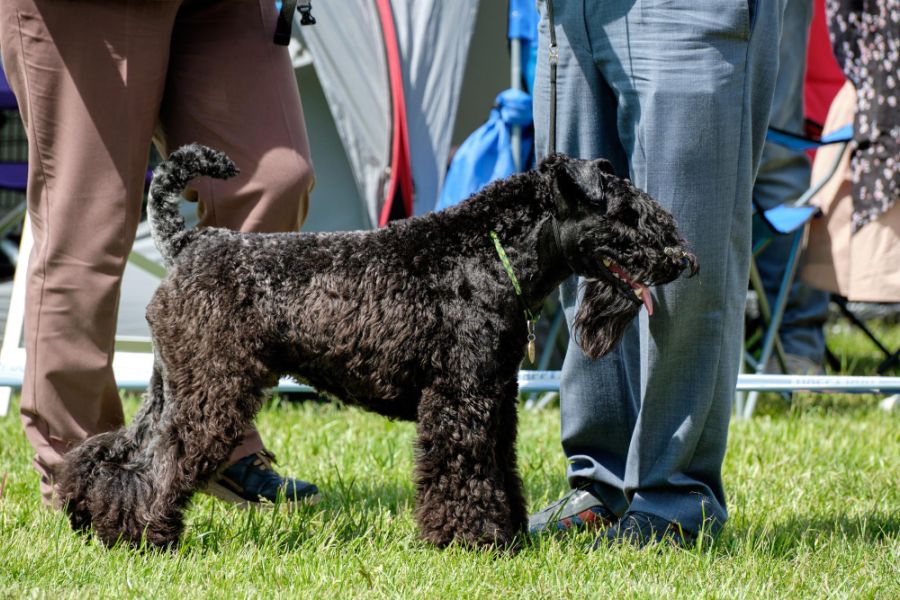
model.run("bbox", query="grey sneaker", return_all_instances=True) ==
[528,487,616,534]
[595,511,695,549]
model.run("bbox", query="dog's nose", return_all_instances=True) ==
[665,246,699,277]
[681,252,699,277]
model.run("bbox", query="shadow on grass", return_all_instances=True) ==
[184,480,418,553]
[190,480,544,558]
[722,511,899,556]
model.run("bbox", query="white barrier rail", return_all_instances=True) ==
[516,370,900,394]
[2,364,899,399]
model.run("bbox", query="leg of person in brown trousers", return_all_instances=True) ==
[0,0,318,507]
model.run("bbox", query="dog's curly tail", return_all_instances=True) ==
[148,143,239,267]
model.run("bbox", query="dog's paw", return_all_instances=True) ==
[419,522,520,553]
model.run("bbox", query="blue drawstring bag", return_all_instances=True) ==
[436,89,533,211]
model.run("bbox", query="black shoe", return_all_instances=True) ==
[595,511,695,549]
[528,486,617,534]
[205,449,320,508]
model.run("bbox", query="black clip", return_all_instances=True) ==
[274,0,316,46]
[298,1,316,26]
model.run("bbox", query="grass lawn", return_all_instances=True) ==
[0,321,898,598]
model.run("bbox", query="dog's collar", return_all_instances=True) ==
[552,218,563,256]
[489,231,539,363]
[539,215,571,274]
[549,216,566,269]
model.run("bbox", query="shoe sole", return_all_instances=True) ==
[203,480,321,509]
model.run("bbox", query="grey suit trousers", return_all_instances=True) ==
[533,0,784,532]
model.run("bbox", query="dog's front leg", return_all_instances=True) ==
[140,360,268,548]
[413,385,525,550]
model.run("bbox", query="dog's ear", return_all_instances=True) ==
[555,160,589,204]
[596,158,616,176]
[537,153,567,174]
[539,154,617,178]
[548,157,609,214]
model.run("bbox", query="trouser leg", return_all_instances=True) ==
[596,0,783,532]
[534,0,635,516]
[158,0,315,459]
[0,0,179,504]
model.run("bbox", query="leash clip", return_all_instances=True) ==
[548,43,559,65]
[274,0,315,45]
[298,0,317,25]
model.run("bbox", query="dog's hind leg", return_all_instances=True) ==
[129,354,168,448]
[413,382,526,549]
[57,360,166,540]
[131,349,271,548]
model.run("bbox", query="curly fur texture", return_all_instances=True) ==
[57,144,697,551]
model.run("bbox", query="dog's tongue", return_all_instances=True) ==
[638,284,653,316]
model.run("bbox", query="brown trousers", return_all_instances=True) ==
[0,0,314,503]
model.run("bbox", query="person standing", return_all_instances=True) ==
[528,0,786,546]
[0,0,319,507]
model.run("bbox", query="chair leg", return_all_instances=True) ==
[878,350,899,374]
[748,258,789,374]
[832,295,900,374]
[743,229,805,418]
[824,346,842,372]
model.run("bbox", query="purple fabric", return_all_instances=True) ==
[0,64,17,110]
[0,162,27,191]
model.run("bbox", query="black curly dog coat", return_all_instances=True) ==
[57,144,697,550]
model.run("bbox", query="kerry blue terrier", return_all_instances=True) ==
[57,144,697,550]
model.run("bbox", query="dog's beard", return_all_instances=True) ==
[573,279,642,359]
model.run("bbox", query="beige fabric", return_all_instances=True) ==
[802,81,900,302]
[0,0,314,503]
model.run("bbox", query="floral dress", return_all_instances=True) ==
[826,0,900,232]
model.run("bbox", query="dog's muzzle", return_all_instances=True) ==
[664,246,699,276]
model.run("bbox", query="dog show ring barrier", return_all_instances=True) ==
[1,361,899,417]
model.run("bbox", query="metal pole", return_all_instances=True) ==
[515,370,900,395]
[4,367,898,416]
[510,37,522,172]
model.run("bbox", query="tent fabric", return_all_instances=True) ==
[299,1,478,226]
[436,89,533,211]
[375,0,414,225]
[390,1,479,217]
[299,3,390,229]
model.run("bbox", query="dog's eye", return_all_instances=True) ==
[587,195,608,212]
